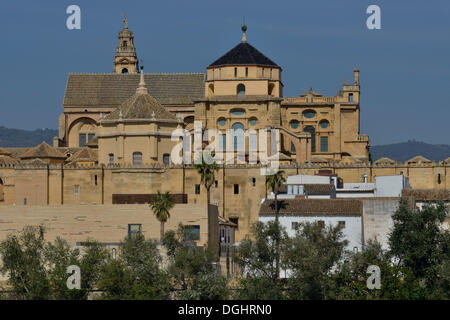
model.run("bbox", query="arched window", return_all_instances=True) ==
[237,84,245,96]
[249,118,257,126]
[132,152,142,166]
[232,122,245,151]
[122,68,128,74]
[163,153,170,166]
[304,126,316,153]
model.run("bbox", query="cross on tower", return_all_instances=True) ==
[121,13,128,28]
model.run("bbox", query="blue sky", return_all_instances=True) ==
[1,0,449,145]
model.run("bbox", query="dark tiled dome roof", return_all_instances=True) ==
[209,42,279,68]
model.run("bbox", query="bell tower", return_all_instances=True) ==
[113,14,139,74]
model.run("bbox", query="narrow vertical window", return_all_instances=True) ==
[79,134,86,147]
[132,152,142,166]
[234,184,239,194]
[234,67,237,78]
[108,153,114,165]
[245,67,248,77]
[320,136,328,152]
[349,93,354,102]
[195,184,200,194]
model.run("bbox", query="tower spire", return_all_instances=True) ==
[114,15,139,74]
[136,66,148,95]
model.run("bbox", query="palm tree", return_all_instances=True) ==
[150,191,175,242]
[265,169,286,277]
[194,152,219,245]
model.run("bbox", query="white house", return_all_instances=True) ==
[259,198,364,253]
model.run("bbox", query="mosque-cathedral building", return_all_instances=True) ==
[0,19,449,241]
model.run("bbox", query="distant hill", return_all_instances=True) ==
[0,126,58,147]
[371,140,450,162]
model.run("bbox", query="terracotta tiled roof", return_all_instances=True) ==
[209,42,279,68]
[406,155,433,164]
[67,148,98,163]
[259,199,362,216]
[104,92,177,121]
[402,189,450,201]
[20,142,66,159]
[63,73,205,107]
[0,155,19,165]
[0,148,11,156]
[374,157,397,165]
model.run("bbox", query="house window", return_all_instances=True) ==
[132,152,142,166]
[234,67,237,78]
[215,180,218,188]
[237,84,245,96]
[292,222,299,230]
[122,41,128,48]
[249,118,257,126]
[94,175,98,186]
[252,177,256,187]
[195,184,200,194]
[128,224,141,238]
[245,67,248,77]
[122,68,128,74]
[79,134,86,147]
[108,153,114,165]
[320,136,328,152]
[338,221,346,229]
[23,198,27,205]
[88,133,95,142]
[349,93,354,102]
[229,217,239,228]
[74,185,80,196]
[234,184,239,194]
[163,153,170,165]
[184,225,200,241]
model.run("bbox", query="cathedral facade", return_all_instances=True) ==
[0,19,449,241]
